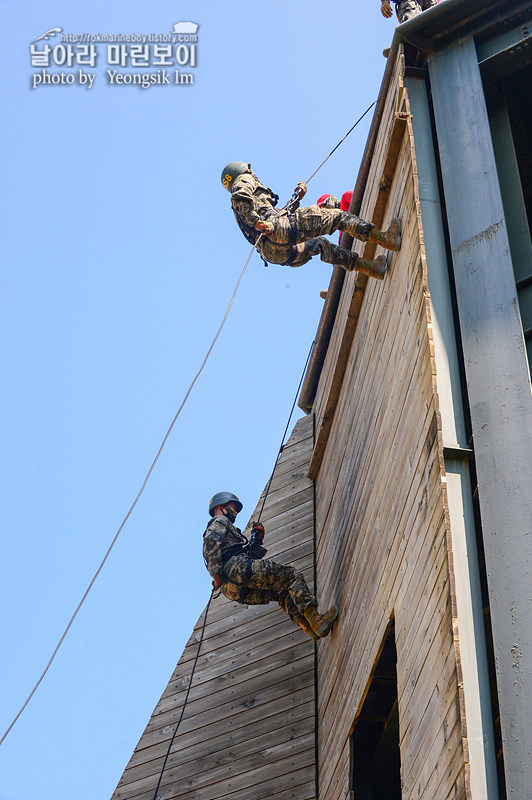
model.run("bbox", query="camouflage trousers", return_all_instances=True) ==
[289,237,358,269]
[221,554,317,624]
[396,0,438,23]
[258,205,374,268]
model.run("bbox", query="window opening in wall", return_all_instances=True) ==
[349,619,401,800]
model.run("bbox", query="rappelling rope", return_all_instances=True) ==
[1,100,376,748]
[150,337,315,798]
[285,100,376,211]
[151,589,215,800]
[255,338,315,525]
[304,100,376,186]
[0,242,259,748]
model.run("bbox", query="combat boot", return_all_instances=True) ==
[296,616,320,641]
[347,253,388,280]
[304,604,339,638]
[370,218,402,252]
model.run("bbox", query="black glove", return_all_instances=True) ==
[251,521,265,542]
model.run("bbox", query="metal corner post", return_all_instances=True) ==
[428,34,532,799]
[405,71,498,800]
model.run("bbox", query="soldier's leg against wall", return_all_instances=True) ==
[244,558,317,615]
[221,580,273,605]
[293,205,374,243]
[265,207,400,255]
[221,576,316,639]
[396,0,423,22]
[263,206,373,246]
[307,237,359,270]
[223,557,332,639]
[291,238,388,280]
[260,237,357,270]
[223,554,316,612]
[239,583,307,624]
[281,242,314,268]
[238,588,276,605]
[277,591,319,640]
[276,590,302,622]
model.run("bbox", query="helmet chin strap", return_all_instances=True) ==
[222,506,237,524]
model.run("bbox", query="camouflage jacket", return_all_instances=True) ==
[231,171,279,233]
[231,172,300,264]
[203,514,267,577]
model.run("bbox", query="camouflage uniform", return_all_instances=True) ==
[231,171,374,269]
[395,0,438,22]
[203,514,317,625]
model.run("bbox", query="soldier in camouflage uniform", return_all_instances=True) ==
[381,0,438,23]
[221,162,401,280]
[203,492,338,640]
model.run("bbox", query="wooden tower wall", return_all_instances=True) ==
[309,54,468,800]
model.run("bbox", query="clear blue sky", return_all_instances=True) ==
[1,2,394,797]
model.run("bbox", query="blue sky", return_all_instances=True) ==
[1,2,394,797]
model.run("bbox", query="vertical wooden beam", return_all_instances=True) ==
[428,35,532,799]
[308,112,408,481]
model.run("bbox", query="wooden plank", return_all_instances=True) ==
[317,425,451,776]
[313,193,423,498]
[118,702,315,786]
[160,764,317,800]
[142,646,313,733]
[116,715,314,793]
[399,638,462,781]
[119,733,316,800]
[136,681,315,753]
[160,635,314,706]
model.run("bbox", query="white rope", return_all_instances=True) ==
[0,243,258,747]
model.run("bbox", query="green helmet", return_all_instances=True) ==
[208,491,243,517]
[221,161,250,192]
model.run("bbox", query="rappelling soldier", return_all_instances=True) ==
[221,161,401,279]
[203,491,338,640]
